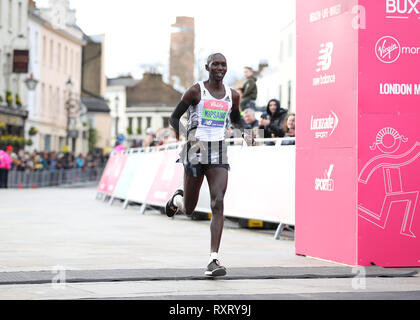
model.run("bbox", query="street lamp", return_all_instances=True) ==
[24,73,39,91]
[65,77,73,148]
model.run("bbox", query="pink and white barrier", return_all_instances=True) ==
[97,141,296,225]
[296,0,420,267]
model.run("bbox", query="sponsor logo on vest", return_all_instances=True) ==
[315,164,335,192]
[380,83,420,95]
[310,111,339,139]
[313,42,336,86]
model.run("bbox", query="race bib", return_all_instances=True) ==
[201,100,229,128]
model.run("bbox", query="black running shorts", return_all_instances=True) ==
[177,141,230,178]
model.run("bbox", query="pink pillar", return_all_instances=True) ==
[296,0,420,267]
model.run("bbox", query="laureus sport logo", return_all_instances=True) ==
[375,36,401,63]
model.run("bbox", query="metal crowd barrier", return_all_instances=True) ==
[7,166,105,189]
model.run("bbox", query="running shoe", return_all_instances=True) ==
[165,189,184,217]
[205,259,227,277]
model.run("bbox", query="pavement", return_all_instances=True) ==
[0,186,419,300]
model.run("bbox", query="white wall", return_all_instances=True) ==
[0,0,29,103]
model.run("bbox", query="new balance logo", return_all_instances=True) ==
[313,42,336,86]
[316,42,334,72]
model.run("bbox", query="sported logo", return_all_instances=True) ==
[375,36,401,63]
[315,164,335,192]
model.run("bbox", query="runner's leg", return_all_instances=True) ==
[205,167,228,253]
[180,173,204,216]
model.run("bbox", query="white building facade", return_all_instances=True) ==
[0,0,29,108]
[26,0,87,154]
[256,19,296,113]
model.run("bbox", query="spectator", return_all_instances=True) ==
[142,128,157,148]
[284,113,296,137]
[157,129,171,146]
[240,67,258,111]
[259,99,288,139]
[41,152,49,170]
[0,145,13,188]
[242,108,259,130]
[76,153,85,168]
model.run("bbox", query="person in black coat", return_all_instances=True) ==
[259,99,288,139]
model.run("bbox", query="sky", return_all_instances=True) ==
[36,0,295,85]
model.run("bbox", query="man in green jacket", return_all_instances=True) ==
[240,66,258,111]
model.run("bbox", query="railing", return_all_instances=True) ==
[7,166,105,189]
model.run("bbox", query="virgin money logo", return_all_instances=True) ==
[375,36,401,63]
[375,36,420,63]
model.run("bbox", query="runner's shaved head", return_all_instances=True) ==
[207,53,226,65]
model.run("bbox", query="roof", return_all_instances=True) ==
[81,97,110,113]
[107,77,140,88]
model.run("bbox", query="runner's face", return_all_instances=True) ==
[207,56,227,81]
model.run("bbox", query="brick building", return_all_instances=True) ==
[81,33,112,153]
[108,72,182,147]
[169,16,195,91]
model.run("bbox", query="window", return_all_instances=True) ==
[163,117,170,128]
[287,80,292,110]
[49,85,53,116]
[8,0,12,30]
[70,49,73,76]
[18,2,22,33]
[137,117,142,135]
[44,135,51,151]
[57,43,61,71]
[146,117,152,129]
[64,46,68,74]
[50,39,54,68]
[42,36,46,66]
[41,83,45,115]
[279,85,283,108]
[279,40,284,63]
[62,89,66,118]
[75,52,79,77]
[34,32,39,61]
[288,33,294,58]
[56,88,60,118]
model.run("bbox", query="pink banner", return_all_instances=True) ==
[296,0,420,266]
[145,150,184,206]
[97,153,128,195]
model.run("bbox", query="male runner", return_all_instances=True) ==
[166,53,244,277]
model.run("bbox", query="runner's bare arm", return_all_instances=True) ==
[170,84,201,140]
[230,89,254,146]
[229,89,242,128]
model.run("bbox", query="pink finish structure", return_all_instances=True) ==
[296,0,420,266]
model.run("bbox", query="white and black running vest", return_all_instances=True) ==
[186,81,233,142]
